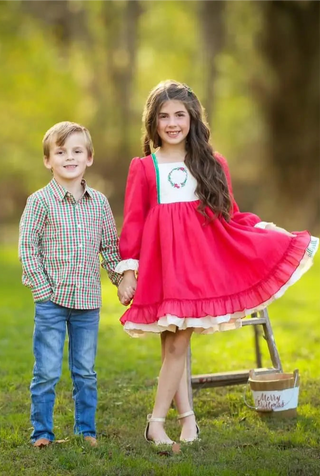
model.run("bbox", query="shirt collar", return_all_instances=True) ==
[48,178,93,201]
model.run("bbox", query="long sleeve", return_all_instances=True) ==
[215,152,262,227]
[115,158,150,273]
[100,198,123,286]
[18,195,52,302]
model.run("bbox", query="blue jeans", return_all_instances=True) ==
[30,301,100,442]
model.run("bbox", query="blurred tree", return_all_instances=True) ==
[21,0,89,47]
[0,0,318,232]
[13,0,142,215]
[0,1,82,223]
[199,1,226,124]
[257,0,320,228]
[92,0,142,213]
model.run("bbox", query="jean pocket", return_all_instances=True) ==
[36,299,52,305]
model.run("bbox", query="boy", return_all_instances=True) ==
[19,121,130,447]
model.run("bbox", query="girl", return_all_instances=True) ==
[115,80,318,445]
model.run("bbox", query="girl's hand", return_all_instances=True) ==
[117,270,137,306]
[265,223,295,237]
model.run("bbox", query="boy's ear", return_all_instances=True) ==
[86,154,94,167]
[43,156,52,170]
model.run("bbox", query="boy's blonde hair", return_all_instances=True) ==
[43,121,94,158]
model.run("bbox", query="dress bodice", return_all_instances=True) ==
[152,155,198,204]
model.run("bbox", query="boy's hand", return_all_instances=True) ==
[118,270,137,306]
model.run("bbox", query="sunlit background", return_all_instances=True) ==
[1,0,319,241]
[0,5,320,472]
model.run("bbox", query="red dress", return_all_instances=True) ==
[116,153,318,337]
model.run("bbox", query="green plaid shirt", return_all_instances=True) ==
[19,178,122,309]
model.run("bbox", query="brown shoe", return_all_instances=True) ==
[33,438,51,447]
[84,436,98,447]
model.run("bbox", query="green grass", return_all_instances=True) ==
[0,245,319,475]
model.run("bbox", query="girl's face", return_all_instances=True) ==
[157,100,190,148]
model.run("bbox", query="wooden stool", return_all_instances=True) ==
[187,308,283,399]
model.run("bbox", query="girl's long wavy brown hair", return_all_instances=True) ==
[142,80,232,220]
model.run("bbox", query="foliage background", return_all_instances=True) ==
[0,0,319,239]
[0,2,319,474]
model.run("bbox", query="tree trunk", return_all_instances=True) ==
[258,1,320,229]
[199,1,226,124]
[94,0,142,215]
[21,0,89,48]
[22,0,142,216]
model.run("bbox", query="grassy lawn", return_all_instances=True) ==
[0,245,319,475]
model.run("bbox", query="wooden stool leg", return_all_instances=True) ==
[253,325,263,368]
[260,308,283,372]
[251,312,263,368]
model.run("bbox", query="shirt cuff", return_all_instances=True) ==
[115,259,139,274]
[254,221,276,230]
[108,270,123,287]
[32,284,53,303]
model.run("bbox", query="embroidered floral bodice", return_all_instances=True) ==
[156,161,198,204]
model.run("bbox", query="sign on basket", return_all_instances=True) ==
[244,369,300,418]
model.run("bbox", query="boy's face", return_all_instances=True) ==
[44,132,93,184]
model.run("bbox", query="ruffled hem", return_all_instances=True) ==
[121,234,319,337]
[123,315,242,337]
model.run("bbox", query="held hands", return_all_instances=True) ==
[117,270,137,306]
